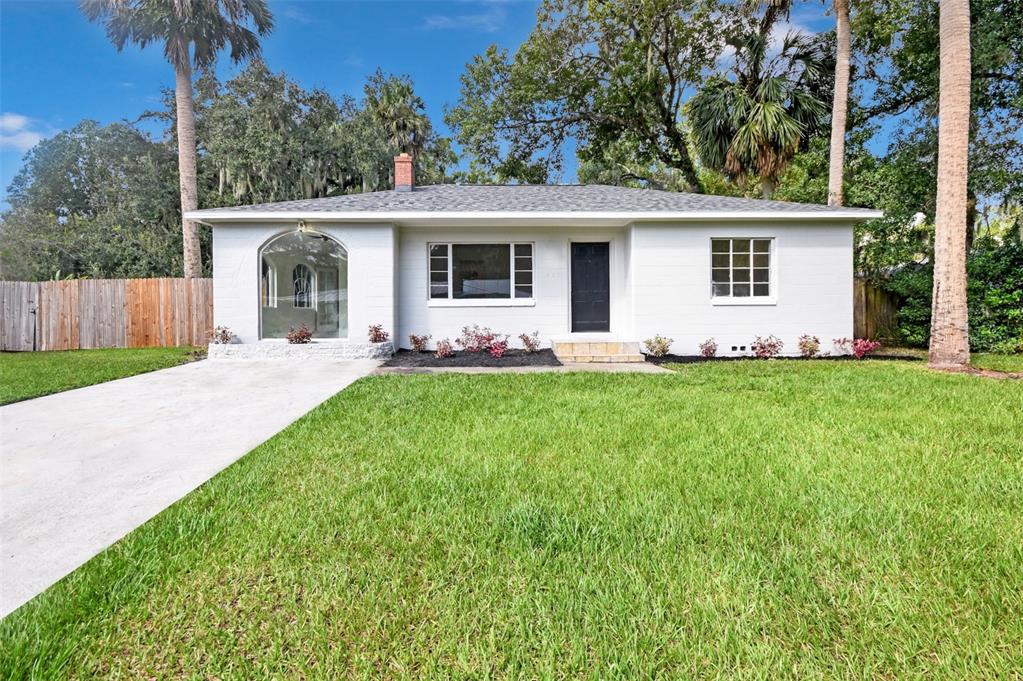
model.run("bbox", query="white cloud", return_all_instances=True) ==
[420,5,505,33]
[0,113,30,134]
[278,3,314,24]
[0,112,48,152]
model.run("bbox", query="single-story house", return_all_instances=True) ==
[186,154,881,360]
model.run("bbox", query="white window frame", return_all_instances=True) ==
[261,261,278,308]
[710,237,777,306]
[427,242,536,307]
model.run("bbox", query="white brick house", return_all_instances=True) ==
[187,155,880,360]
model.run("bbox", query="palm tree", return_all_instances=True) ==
[827,0,850,206]
[688,13,831,199]
[365,73,431,159]
[928,0,972,368]
[81,0,273,278]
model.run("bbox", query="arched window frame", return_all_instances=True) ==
[257,229,349,341]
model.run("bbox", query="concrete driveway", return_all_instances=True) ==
[0,358,378,617]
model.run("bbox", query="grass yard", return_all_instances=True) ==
[875,346,1023,373]
[1,361,1021,678]
[0,347,199,405]
[971,352,1023,373]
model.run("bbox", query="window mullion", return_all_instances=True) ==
[446,243,453,299]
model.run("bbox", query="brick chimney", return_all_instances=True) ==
[394,153,414,192]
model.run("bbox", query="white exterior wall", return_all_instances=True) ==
[397,226,630,348]
[630,222,854,356]
[212,223,397,344]
[211,220,854,356]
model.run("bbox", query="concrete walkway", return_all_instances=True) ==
[0,359,377,617]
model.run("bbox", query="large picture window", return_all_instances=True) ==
[429,243,533,300]
[711,238,772,298]
[259,230,348,339]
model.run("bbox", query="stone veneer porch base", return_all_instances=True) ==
[208,341,394,360]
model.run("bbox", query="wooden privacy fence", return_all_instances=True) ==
[854,277,898,340]
[1,278,213,352]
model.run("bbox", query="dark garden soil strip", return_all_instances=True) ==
[644,353,924,365]
[383,349,562,368]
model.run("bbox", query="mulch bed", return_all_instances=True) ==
[644,353,924,365]
[383,349,562,368]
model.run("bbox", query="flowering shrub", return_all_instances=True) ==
[834,337,882,359]
[408,333,432,352]
[456,324,497,352]
[643,334,673,357]
[751,335,784,358]
[434,339,454,358]
[209,325,236,344]
[699,338,718,357]
[518,331,541,353]
[798,334,821,358]
[286,324,313,344]
[488,337,510,358]
[368,324,389,343]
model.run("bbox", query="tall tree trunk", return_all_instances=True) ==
[761,177,776,200]
[928,0,971,368]
[827,0,851,207]
[175,58,202,279]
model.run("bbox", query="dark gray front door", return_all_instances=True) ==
[571,242,610,332]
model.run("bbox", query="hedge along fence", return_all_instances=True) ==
[0,278,213,352]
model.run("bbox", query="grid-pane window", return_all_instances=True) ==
[711,238,772,298]
[429,244,449,299]
[429,243,534,300]
[514,243,533,298]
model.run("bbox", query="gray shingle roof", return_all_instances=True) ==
[189,184,880,217]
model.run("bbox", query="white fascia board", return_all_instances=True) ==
[185,209,883,226]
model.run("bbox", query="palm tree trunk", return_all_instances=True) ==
[928,0,971,368]
[827,0,850,207]
[175,58,202,279]
[760,177,776,200]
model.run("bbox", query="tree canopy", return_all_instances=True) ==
[1,64,455,279]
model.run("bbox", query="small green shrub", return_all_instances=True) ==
[643,335,673,357]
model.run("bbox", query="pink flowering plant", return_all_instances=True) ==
[699,338,718,357]
[408,333,431,352]
[798,334,821,358]
[751,335,784,358]
[286,324,313,344]
[456,325,497,352]
[518,331,541,353]
[368,324,389,343]
[488,336,510,358]
[834,337,882,359]
[434,339,454,358]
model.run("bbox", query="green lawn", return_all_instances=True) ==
[875,346,1023,373]
[972,352,1023,373]
[0,347,200,405]
[2,361,1021,678]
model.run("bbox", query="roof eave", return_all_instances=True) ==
[186,209,884,227]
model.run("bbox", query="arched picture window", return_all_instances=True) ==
[259,230,348,339]
[293,264,313,309]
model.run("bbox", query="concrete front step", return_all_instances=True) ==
[553,341,645,363]
[561,354,646,363]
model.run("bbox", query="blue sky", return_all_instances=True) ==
[0,0,834,201]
